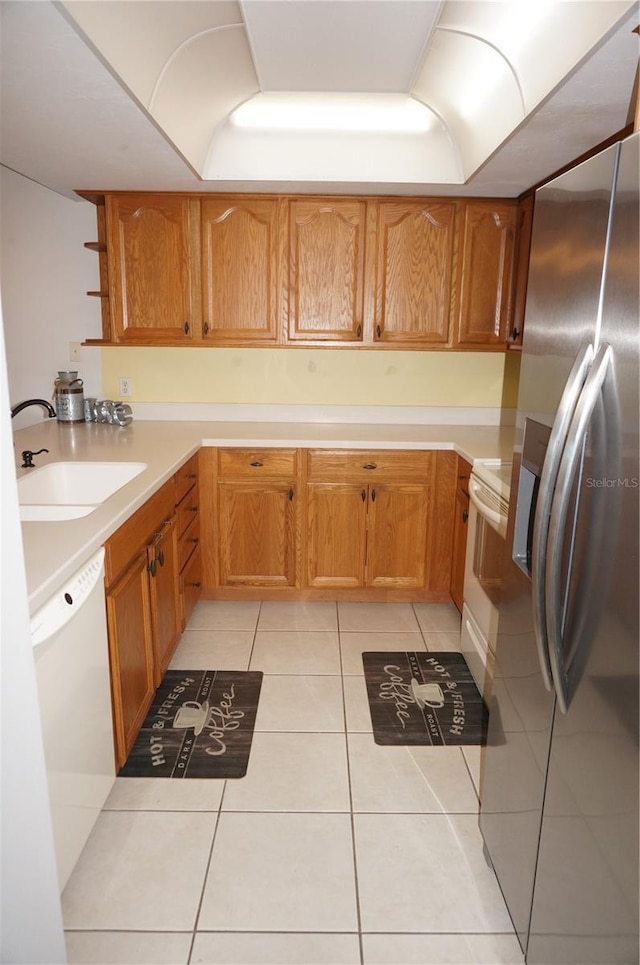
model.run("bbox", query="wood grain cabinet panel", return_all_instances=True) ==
[147,518,181,685]
[450,457,472,612]
[105,552,155,770]
[373,200,458,344]
[507,194,534,348]
[455,200,517,347]
[107,194,199,343]
[307,483,367,587]
[218,481,297,587]
[287,199,366,341]
[367,483,429,588]
[201,197,280,342]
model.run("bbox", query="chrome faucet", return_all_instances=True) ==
[11,398,56,419]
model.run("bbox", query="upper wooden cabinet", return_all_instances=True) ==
[372,200,458,345]
[106,194,200,343]
[507,193,535,348]
[201,197,281,343]
[84,191,525,350]
[286,199,366,342]
[455,200,517,348]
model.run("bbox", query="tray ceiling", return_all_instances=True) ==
[1,0,638,198]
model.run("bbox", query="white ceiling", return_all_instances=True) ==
[241,1,441,92]
[0,0,638,200]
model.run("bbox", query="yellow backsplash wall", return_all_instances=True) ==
[102,347,520,408]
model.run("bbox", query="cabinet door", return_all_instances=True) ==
[105,552,155,769]
[148,518,181,685]
[507,194,534,348]
[450,487,470,612]
[367,483,429,589]
[287,199,366,341]
[218,481,297,586]
[373,200,457,344]
[456,200,516,347]
[201,197,280,342]
[307,483,367,587]
[107,194,199,343]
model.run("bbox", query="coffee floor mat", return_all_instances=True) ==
[363,651,487,746]
[119,670,262,779]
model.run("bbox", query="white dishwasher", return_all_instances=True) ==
[31,548,115,892]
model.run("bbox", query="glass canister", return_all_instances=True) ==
[54,371,85,424]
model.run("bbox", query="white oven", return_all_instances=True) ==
[461,460,511,697]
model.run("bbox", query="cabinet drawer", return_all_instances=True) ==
[105,477,176,587]
[307,449,434,482]
[218,448,297,478]
[179,513,200,572]
[177,482,199,538]
[176,453,198,504]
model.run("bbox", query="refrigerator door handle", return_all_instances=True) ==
[545,343,612,713]
[531,341,594,692]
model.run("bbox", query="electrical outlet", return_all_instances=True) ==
[69,342,82,362]
[119,377,133,398]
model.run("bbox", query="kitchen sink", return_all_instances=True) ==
[18,461,147,521]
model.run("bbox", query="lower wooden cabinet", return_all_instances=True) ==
[105,552,155,770]
[104,475,181,768]
[307,481,429,589]
[450,456,472,612]
[307,483,367,587]
[218,480,297,587]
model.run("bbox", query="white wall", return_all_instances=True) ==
[0,168,102,428]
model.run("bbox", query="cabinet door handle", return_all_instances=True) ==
[376,324,382,339]
[462,510,469,523]
[184,322,190,335]
[288,488,294,501]
[250,460,263,468]
[362,463,377,471]
[361,489,366,502]
[458,474,468,480]
[189,536,199,545]
[189,505,198,513]
[371,488,376,502]
[148,558,157,577]
[157,549,165,567]
[188,581,202,589]
[203,322,209,336]
[356,324,362,339]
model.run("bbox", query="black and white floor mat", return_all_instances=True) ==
[119,670,263,778]
[363,651,487,747]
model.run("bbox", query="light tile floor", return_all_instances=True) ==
[63,601,524,965]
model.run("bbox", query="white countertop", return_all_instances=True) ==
[14,418,515,613]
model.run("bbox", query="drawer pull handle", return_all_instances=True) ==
[458,474,468,480]
[189,537,199,545]
[189,506,198,513]
[250,461,264,468]
[362,463,377,470]
[188,581,202,589]
[188,473,196,480]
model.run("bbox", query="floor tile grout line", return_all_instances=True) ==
[187,803,224,965]
[337,605,366,965]
[460,747,482,805]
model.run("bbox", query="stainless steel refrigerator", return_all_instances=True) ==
[479,133,639,964]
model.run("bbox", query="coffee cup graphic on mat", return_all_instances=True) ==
[410,679,445,709]
[173,700,210,736]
